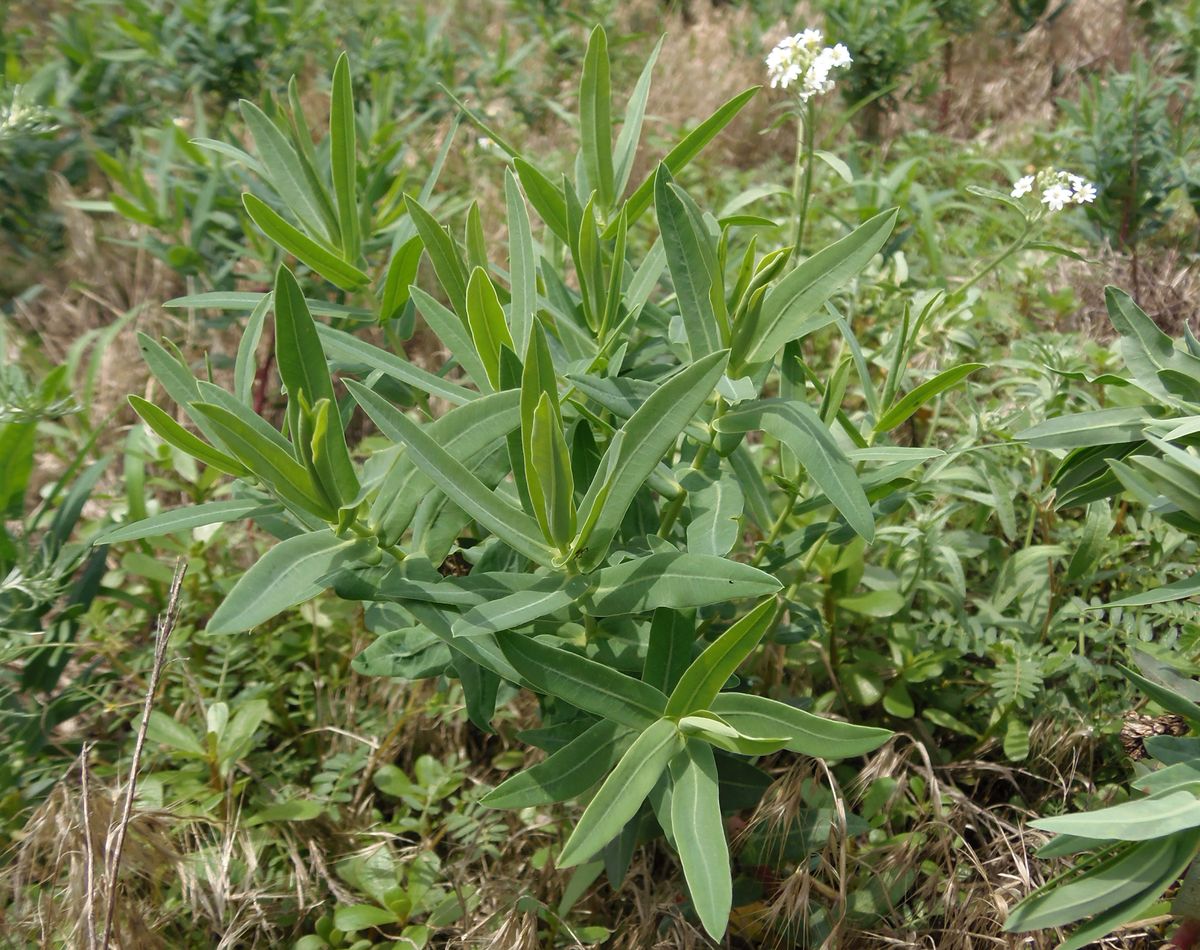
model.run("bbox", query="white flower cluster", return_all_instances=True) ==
[766,29,852,101]
[1010,168,1098,212]
[0,86,57,140]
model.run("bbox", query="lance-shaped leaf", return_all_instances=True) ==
[505,168,537,354]
[190,401,334,519]
[575,350,728,570]
[579,25,614,208]
[482,719,628,809]
[716,399,874,541]
[350,385,519,545]
[874,363,985,433]
[613,36,663,199]
[669,740,731,940]
[684,471,744,556]
[329,52,360,263]
[380,235,423,323]
[1017,406,1157,448]
[207,529,377,634]
[1107,285,1200,401]
[497,633,667,729]
[465,267,515,390]
[710,692,891,758]
[235,294,270,406]
[514,158,569,243]
[344,382,553,566]
[618,87,759,234]
[657,166,722,358]
[529,392,576,549]
[316,323,476,405]
[1031,790,1200,841]
[733,209,897,369]
[404,195,469,318]
[96,499,282,544]
[275,266,358,504]
[129,396,248,477]
[452,575,590,639]
[586,553,780,615]
[665,598,775,716]
[558,718,683,868]
[243,194,369,292]
[410,286,491,392]
[678,712,789,756]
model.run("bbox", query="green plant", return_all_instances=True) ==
[1008,288,1200,946]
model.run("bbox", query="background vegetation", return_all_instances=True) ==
[1,0,1198,947]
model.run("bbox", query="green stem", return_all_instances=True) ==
[749,486,800,568]
[657,398,729,538]
[954,220,1032,299]
[790,99,817,257]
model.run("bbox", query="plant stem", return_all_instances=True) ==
[749,486,800,567]
[791,99,817,256]
[657,398,729,537]
[953,221,1032,299]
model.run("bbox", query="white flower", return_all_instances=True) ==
[1041,183,1073,212]
[1010,175,1035,198]
[827,43,852,67]
[1071,179,1097,204]
[766,29,852,100]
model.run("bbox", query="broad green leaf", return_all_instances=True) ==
[243,194,370,292]
[558,718,683,868]
[586,553,780,615]
[239,99,334,244]
[1031,790,1200,840]
[316,324,476,405]
[207,529,376,634]
[343,381,552,565]
[404,196,468,318]
[618,87,759,234]
[709,692,892,758]
[497,633,667,729]
[482,719,628,808]
[329,53,360,263]
[145,710,204,757]
[334,905,400,931]
[1118,663,1200,729]
[465,267,515,390]
[716,399,874,540]
[669,740,731,940]
[874,364,985,432]
[735,209,897,368]
[665,599,775,716]
[579,26,614,208]
[190,402,333,518]
[129,396,248,477]
[246,799,324,826]
[1018,407,1156,448]
[575,350,728,570]
[96,499,281,544]
[643,607,694,694]
[451,576,590,638]
[684,472,744,556]
[1107,285,1200,401]
[505,169,537,354]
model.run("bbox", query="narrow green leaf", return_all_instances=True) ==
[344,382,553,566]
[163,291,371,320]
[709,692,892,758]
[665,599,775,716]
[404,195,469,318]
[235,295,270,406]
[530,392,575,549]
[129,396,248,477]
[586,553,780,616]
[1031,790,1200,840]
[452,576,590,639]
[514,158,569,243]
[497,633,667,729]
[243,194,370,292]
[874,364,985,432]
[316,324,476,405]
[613,36,664,198]
[579,26,615,207]
[381,236,423,322]
[330,53,360,262]
[736,209,897,368]
[482,719,628,809]
[96,499,281,544]
[669,740,731,940]
[643,608,694,694]
[716,399,874,540]
[575,350,728,570]
[657,167,722,358]
[465,267,515,390]
[505,169,537,355]
[559,718,683,868]
[207,530,375,633]
[410,286,491,392]
[1018,407,1156,448]
[685,472,744,556]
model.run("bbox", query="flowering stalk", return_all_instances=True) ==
[767,29,851,258]
[956,167,1098,298]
